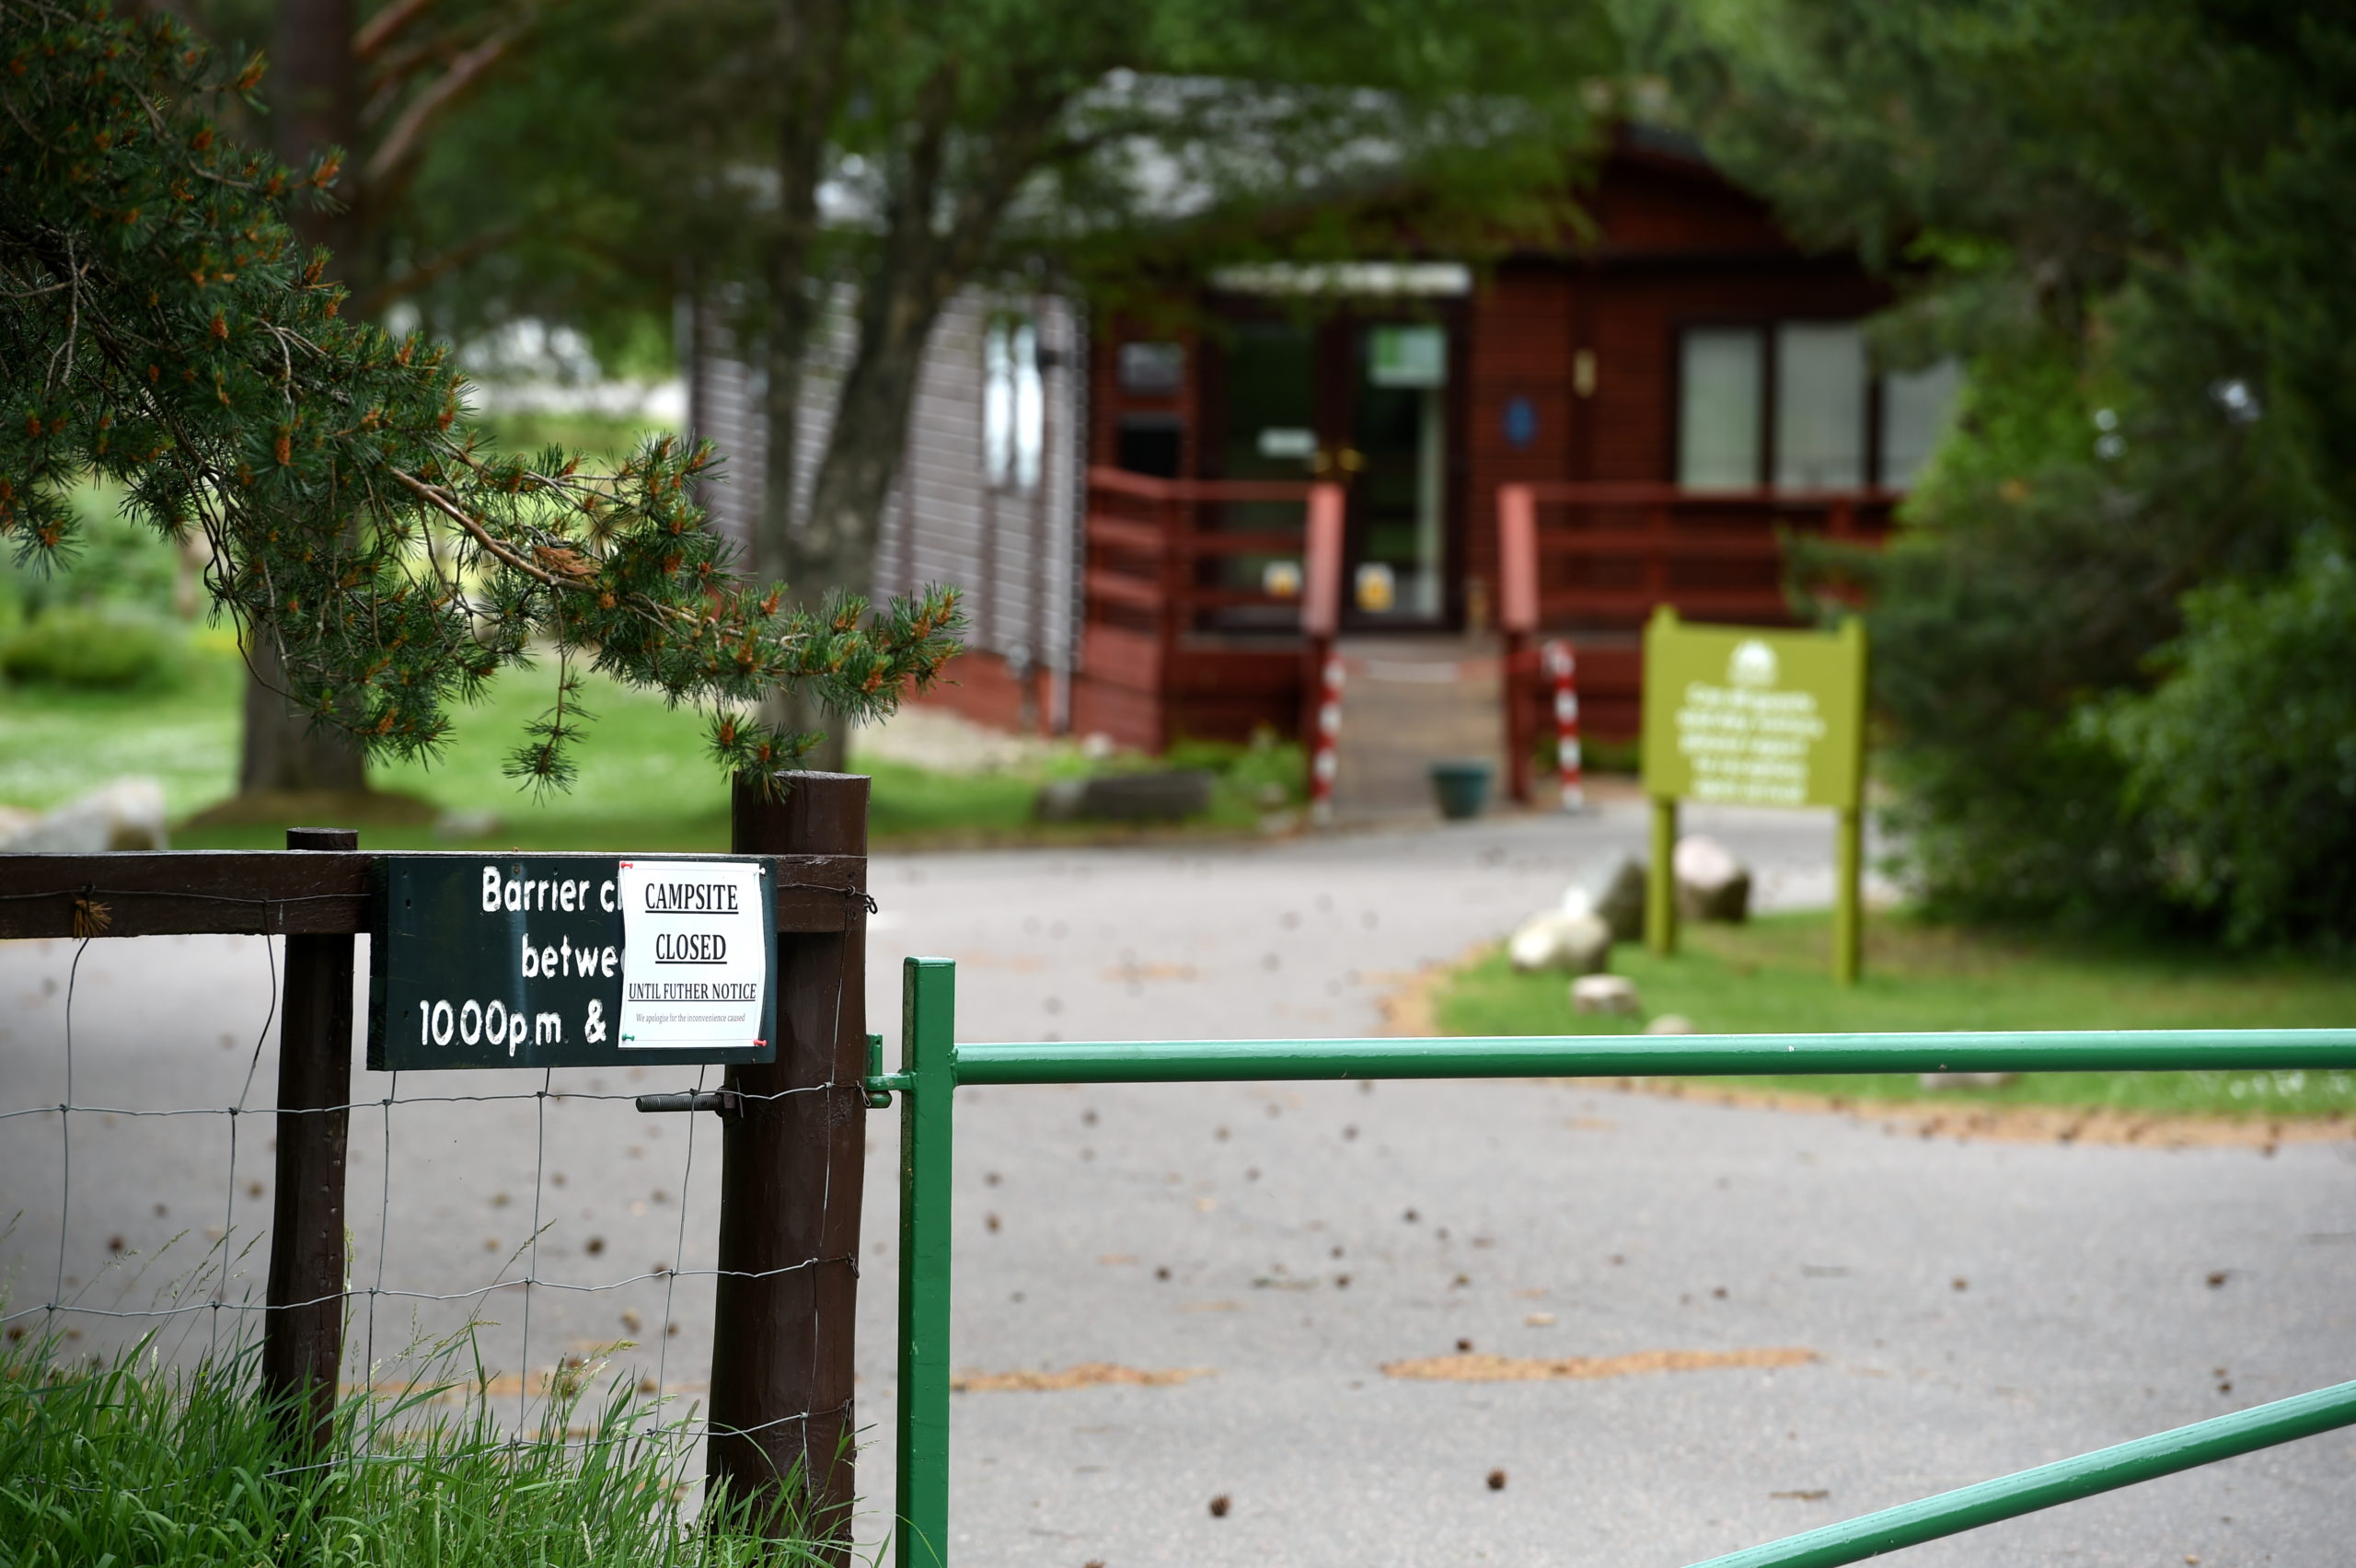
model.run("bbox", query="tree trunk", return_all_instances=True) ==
[765,61,1062,773]
[756,0,849,767]
[790,294,941,773]
[242,0,368,796]
[240,640,367,793]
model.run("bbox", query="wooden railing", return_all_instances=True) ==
[1083,467,1351,652]
[1497,480,1898,801]
[1497,480,1898,629]
[1080,467,1346,752]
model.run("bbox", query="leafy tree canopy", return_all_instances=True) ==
[0,0,960,792]
[1627,0,2356,941]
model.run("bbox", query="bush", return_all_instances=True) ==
[1166,728,1308,810]
[0,489,187,622]
[0,607,185,689]
[2098,536,2356,948]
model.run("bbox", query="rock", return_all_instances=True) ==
[1583,855,1648,943]
[435,809,502,841]
[1673,835,1751,923]
[1034,769,1215,824]
[1034,777,1090,822]
[1570,974,1641,1015]
[1918,1072,2019,1091]
[1507,911,1612,975]
[1644,1013,1696,1035]
[0,777,167,851]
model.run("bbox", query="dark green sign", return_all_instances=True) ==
[366,854,779,1071]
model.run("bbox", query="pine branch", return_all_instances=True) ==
[0,0,964,789]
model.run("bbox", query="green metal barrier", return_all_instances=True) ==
[875,956,2356,1568]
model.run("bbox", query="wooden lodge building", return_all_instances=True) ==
[686,126,1956,782]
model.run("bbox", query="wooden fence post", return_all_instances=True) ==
[260,824,357,1456]
[710,771,871,1553]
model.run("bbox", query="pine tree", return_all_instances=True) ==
[0,0,960,793]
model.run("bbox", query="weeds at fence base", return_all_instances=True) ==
[0,1328,830,1567]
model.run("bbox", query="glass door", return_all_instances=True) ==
[1340,321,1450,628]
[1203,311,1456,632]
[1206,319,1327,631]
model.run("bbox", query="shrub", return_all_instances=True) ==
[0,607,185,690]
[2098,536,2356,948]
[1167,728,1308,809]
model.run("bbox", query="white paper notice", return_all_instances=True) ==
[617,859,768,1051]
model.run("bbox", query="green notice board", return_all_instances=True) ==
[1639,607,1869,983]
[367,853,780,1071]
[1640,609,1866,811]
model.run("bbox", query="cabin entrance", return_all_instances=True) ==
[1203,307,1462,632]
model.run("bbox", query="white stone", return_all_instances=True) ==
[1673,834,1752,922]
[1508,910,1612,975]
[435,809,502,841]
[1644,1013,1697,1035]
[1570,973,1641,1015]
[1584,855,1647,942]
[1918,1071,2019,1091]
[0,777,167,852]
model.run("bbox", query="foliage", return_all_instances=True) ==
[1165,730,1307,808]
[495,0,1625,772]
[0,489,182,621]
[0,605,183,689]
[2097,536,2356,948]
[0,1331,818,1568]
[1629,0,2356,940]
[1435,911,2356,1118]
[0,0,961,792]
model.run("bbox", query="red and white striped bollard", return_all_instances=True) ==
[1310,651,1345,826]
[1545,639,1584,813]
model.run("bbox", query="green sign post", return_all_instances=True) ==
[1638,607,1869,984]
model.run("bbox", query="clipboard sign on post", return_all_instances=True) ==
[617,859,770,1052]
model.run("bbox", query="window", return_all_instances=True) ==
[1115,414,1183,478]
[1676,322,1960,491]
[984,317,1044,491]
[1115,340,1184,397]
[1774,322,1866,490]
[1678,329,1763,490]
[1879,359,1964,488]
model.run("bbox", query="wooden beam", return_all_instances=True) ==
[0,851,869,939]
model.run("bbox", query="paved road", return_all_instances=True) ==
[4,801,2350,1568]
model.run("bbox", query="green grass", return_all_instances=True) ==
[1435,909,2356,1118]
[0,637,1296,850]
[0,628,244,823]
[0,1333,825,1567]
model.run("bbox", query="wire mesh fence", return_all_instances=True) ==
[1,928,746,1437]
[1,792,872,1545]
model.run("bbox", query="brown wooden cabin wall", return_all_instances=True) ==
[1069,319,1201,750]
[1462,261,1579,618]
[1073,140,1899,754]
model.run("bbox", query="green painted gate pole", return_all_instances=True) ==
[1832,805,1862,986]
[1831,614,1867,987]
[1646,794,1678,956]
[896,958,957,1568]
